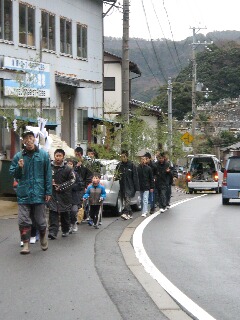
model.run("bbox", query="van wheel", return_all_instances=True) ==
[189,188,193,194]
[132,195,141,211]
[215,187,219,194]
[222,198,229,205]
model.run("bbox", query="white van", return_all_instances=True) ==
[186,154,223,194]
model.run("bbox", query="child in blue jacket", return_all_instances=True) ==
[83,173,106,229]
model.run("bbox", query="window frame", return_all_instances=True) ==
[19,2,35,47]
[60,16,72,55]
[41,10,56,52]
[77,23,87,59]
[0,0,13,42]
[104,77,116,91]
[77,109,88,142]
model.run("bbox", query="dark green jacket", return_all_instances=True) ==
[9,147,52,204]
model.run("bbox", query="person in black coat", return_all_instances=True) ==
[115,150,140,220]
[48,149,76,239]
[137,156,154,217]
[154,152,172,212]
[67,159,84,233]
[144,152,157,214]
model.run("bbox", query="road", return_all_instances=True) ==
[142,194,240,320]
[0,209,171,320]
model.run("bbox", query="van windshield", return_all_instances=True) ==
[190,157,216,179]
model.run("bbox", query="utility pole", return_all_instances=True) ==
[167,77,173,156]
[122,0,130,124]
[190,26,212,145]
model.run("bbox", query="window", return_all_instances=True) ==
[19,3,35,46]
[77,24,87,59]
[77,109,88,141]
[41,11,55,51]
[104,77,115,91]
[20,108,37,119]
[60,17,72,55]
[0,0,13,41]
[42,108,56,123]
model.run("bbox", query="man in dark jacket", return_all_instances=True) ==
[144,152,157,214]
[115,150,140,220]
[9,130,52,254]
[155,152,172,212]
[48,149,76,239]
[137,156,154,217]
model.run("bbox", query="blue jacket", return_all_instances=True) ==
[83,183,106,205]
[9,147,52,204]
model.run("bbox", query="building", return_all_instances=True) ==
[0,0,107,157]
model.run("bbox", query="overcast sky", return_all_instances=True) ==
[103,0,240,41]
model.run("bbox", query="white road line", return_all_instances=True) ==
[133,195,217,320]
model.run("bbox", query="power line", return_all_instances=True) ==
[141,0,168,83]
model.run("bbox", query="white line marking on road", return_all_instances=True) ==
[133,195,217,320]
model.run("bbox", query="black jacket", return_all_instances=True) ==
[155,160,172,188]
[74,164,92,188]
[115,160,140,198]
[71,170,84,205]
[137,164,154,191]
[48,161,75,212]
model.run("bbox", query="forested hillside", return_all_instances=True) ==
[104,31,240,103]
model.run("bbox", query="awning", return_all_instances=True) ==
[88,116,117,124]
[55,72,102,89]
[15,116,58,128]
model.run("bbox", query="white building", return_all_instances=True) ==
[0,0,110,157]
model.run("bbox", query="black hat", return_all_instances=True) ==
[22,130,35,138]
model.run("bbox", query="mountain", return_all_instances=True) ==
[104,31,240,102]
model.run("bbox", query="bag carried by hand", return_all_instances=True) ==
[77,205,84,223]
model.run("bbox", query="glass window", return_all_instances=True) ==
[60,17,72,55]
[0,0,13,41]
[41,11,55,51]
[20,108,37,119]
[19,3,35,46]
[42,108,56,122]
[77,109,88,141]
[104,77,115,91]
[77,24,87,58]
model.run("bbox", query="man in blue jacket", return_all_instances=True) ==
[9,130,52,254]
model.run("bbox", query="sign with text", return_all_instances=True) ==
[3,57,50,98]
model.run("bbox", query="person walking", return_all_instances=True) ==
[83,173,106,229]
[9,130,52,254]
[154,152,172,212]
[164,151,176,208]
[144,152,157,214]
[137,155,154,217]
[66,158,84,233]
[48,149,76,239]
[115,150,140,220]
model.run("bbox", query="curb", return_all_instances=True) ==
[119,214,193,320]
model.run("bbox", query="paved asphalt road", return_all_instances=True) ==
[0,188,193,320]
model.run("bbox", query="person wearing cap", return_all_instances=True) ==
[9,130,52,254]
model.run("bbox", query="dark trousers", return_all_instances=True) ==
[121,192,132,215]
[166,184,172,206]
[157,185,168,209]
[49,210,70,236]
[70,204,78,224]
[89,205,102,225]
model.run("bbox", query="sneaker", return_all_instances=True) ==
[128,214,133,219]
[48,233,57,240]
[20,241,23,247]
[150,208,155,215]
[141,213,147,217]
[93,224,99,229]
[69,227,73,234]
[121,213,129,220]
[30,236,36,244]
[72,223,78,232]
[62,232,69,237]
[160,208,165,213]
[99,222,102,225]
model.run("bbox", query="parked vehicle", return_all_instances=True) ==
[222,156,240,205]
[99,159,141,215]
[186,154,223,194]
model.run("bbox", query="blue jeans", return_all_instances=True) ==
[140,190,149,214]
